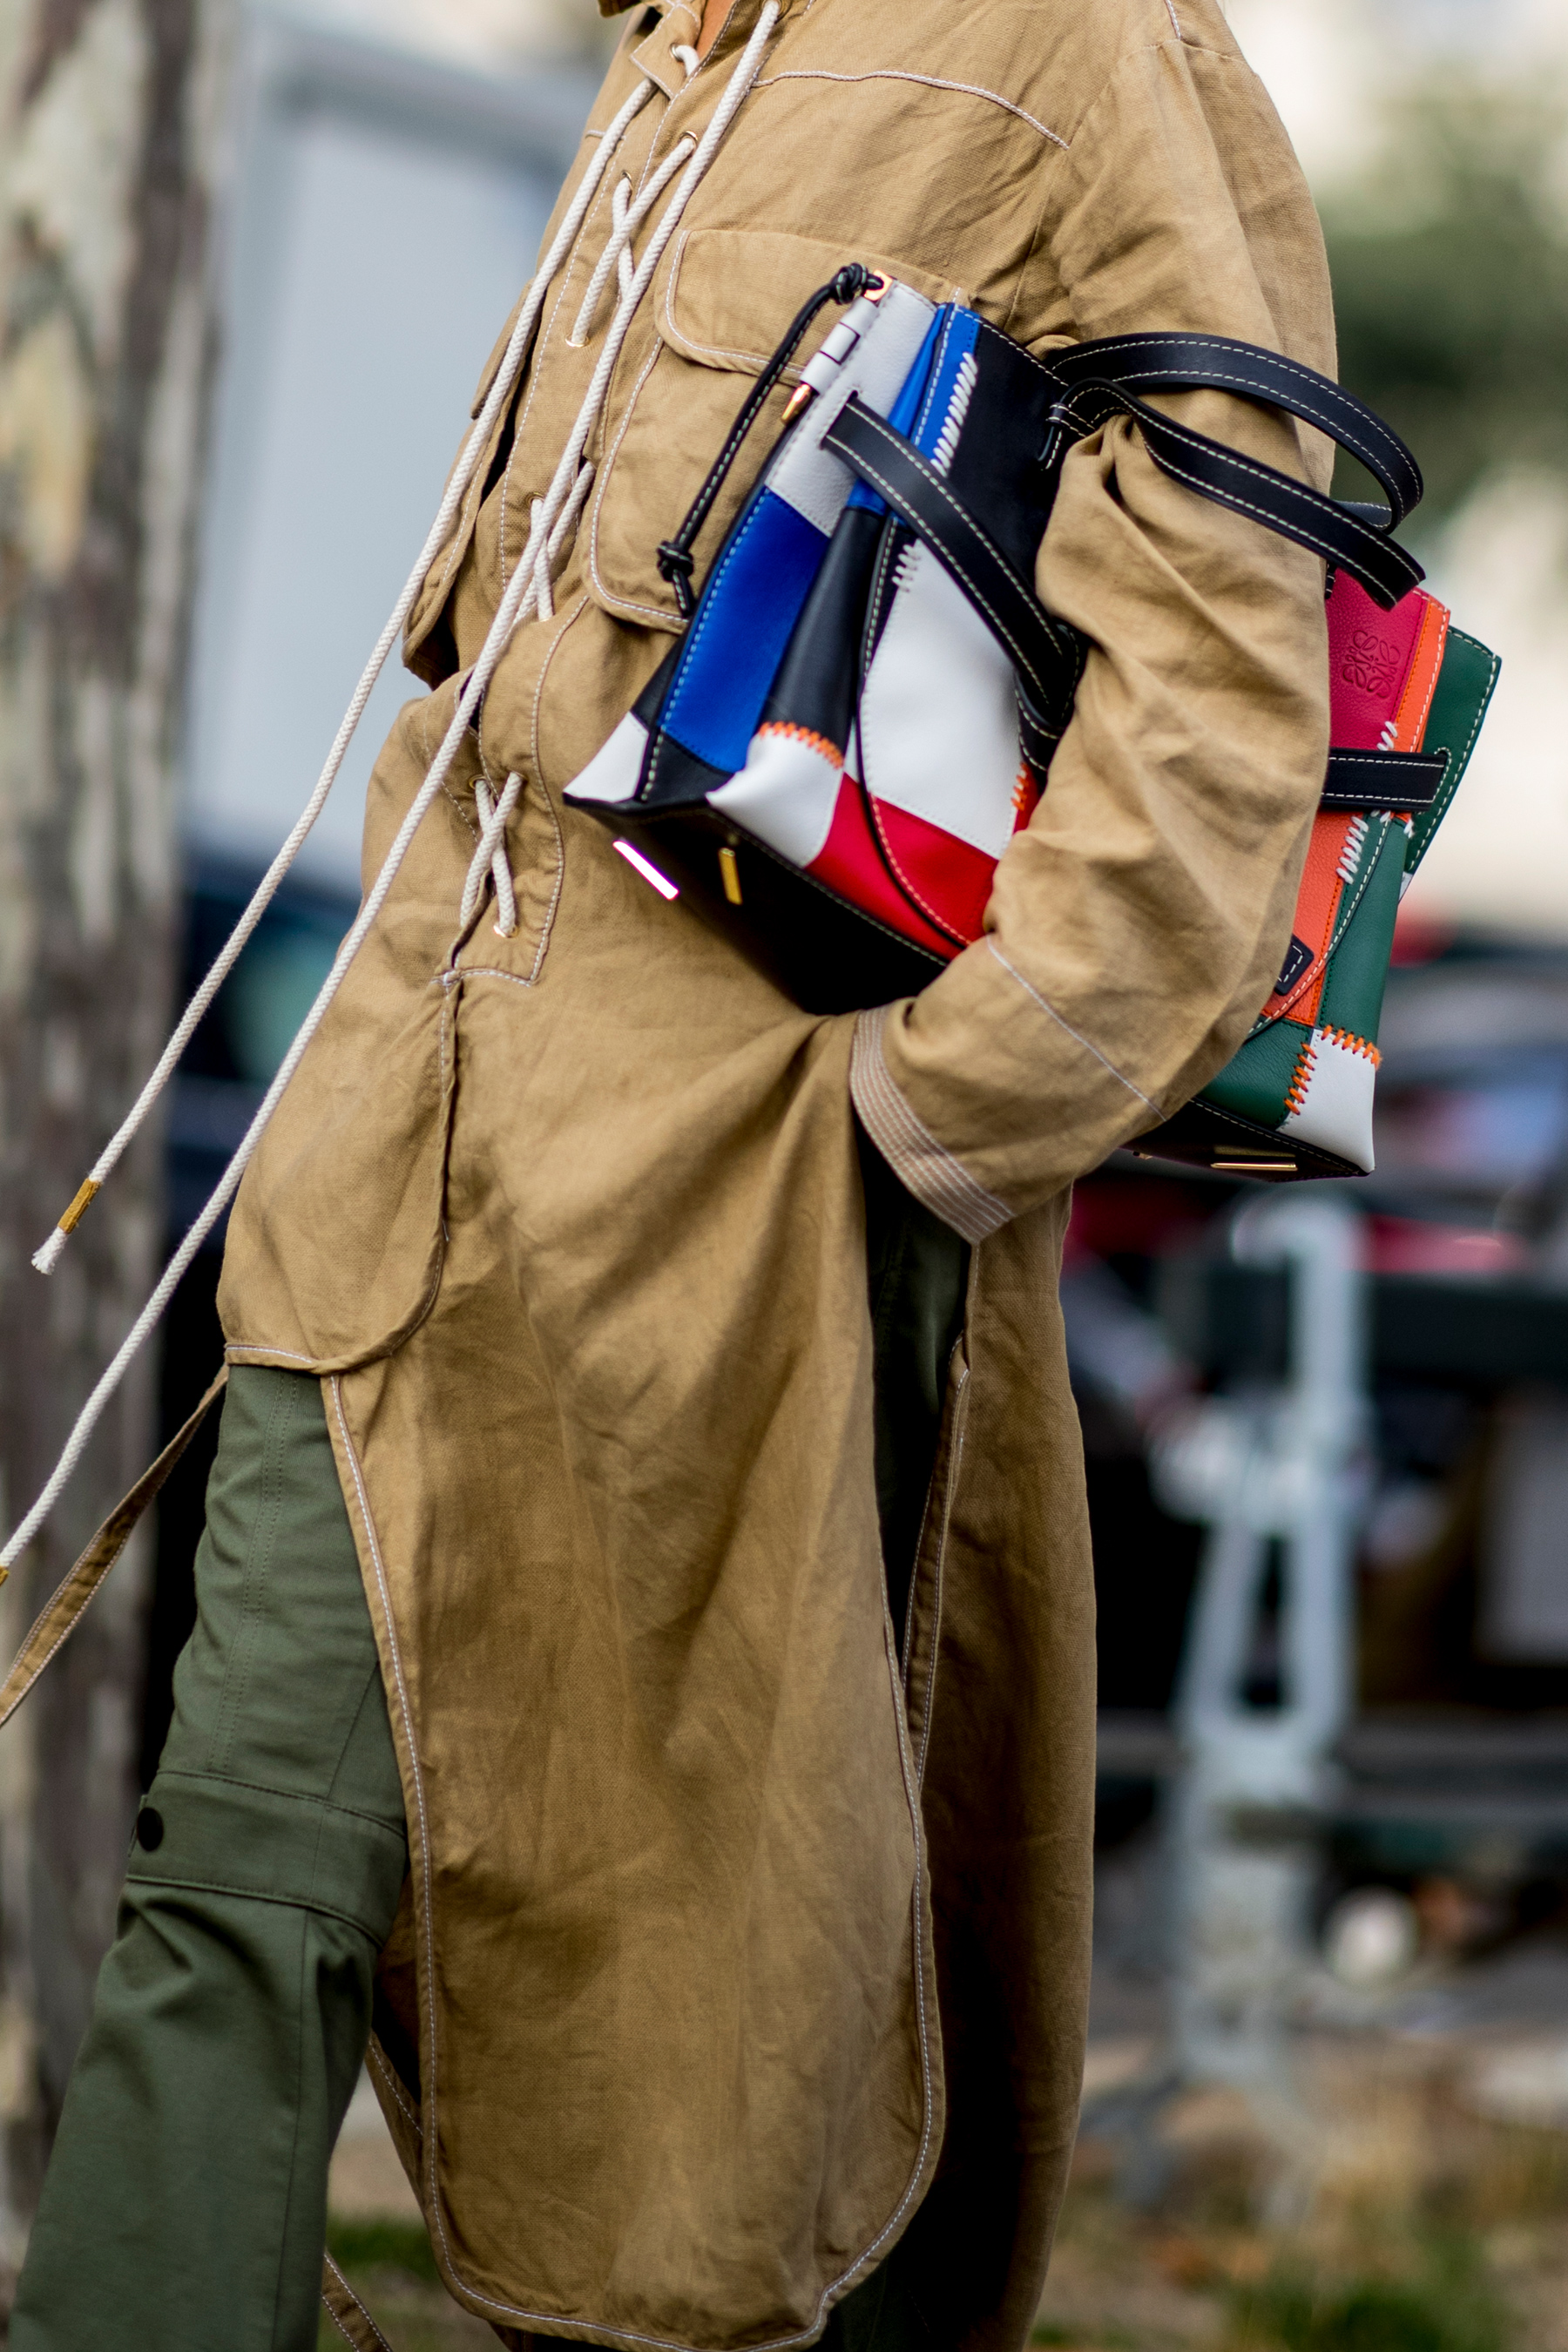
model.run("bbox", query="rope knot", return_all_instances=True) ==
[655,539,697,618]
[829,263,873,307]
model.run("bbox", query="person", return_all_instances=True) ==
[11,0,1335,2342]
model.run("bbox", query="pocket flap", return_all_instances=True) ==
[657,226,956,376]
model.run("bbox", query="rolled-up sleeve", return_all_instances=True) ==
[852,30,1338,1237]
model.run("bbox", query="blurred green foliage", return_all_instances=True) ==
[326,2215,440,2283]
[1321,73,1568,523]
[1228,2239,1508,2352]
[1031,2331,1135,2349]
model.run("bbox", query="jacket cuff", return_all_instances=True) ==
[851,1006,1013,1246]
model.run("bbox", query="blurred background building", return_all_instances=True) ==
[10,0,1568,2337]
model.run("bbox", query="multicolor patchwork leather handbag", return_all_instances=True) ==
[565,267,1498,1181]
[1143,571,1497,1179]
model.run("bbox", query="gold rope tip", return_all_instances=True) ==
[59,1179,102,1237]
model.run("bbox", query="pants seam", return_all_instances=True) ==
[267,1902,312,2352]
[122,1873,391,1943]
[153,1763,406,1839]
[322,1659,402,1820]
[213,1375,293,1778]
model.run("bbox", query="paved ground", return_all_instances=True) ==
[1038,1828,1568,2352]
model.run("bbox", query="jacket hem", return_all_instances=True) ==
[326,1366,946,2352]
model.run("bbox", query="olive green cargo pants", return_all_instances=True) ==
[13,1135,965,2351]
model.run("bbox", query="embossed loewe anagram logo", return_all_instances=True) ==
[1342,626,1402,700]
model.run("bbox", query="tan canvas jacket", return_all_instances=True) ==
[215,0,1334,2343]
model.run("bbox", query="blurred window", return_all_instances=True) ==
[184,10,594,894]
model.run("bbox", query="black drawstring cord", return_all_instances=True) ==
[656,262,876,618]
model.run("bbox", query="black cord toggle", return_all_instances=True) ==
[655,539,698,619]
[652,263,876,623]
[828,263,872,307]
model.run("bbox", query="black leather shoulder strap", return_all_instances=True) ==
[823,393,1083,731]
[824,395,1449,814]
[1120,385,1423,609]
[1050,333,1422,524]
[1044,332,1424,611]
[1047,374,1422,610]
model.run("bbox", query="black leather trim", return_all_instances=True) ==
[1132,1097,1361,1183]
[563,791,949,1014]
[634,724,732,814]
[1274,934,1313,997]
[822,395,1081,728]
[1321,747,1449,812]
[1017,682,1076,782]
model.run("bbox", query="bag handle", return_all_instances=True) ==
[1042,333,1425,609]
[824,400,1450,816]
[822,393,1082,738]
[1044,371,1423,610]
[1047,332,1423,526]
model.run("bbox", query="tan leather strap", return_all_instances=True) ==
[0,1366,229,1735]
[321,2254,398,2350]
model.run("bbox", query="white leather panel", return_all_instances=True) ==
[1281,1028,1378,1172]
[565,710,650,804]
[709,727,843,866]
[857,542,1020,858]
[765,282,937,537]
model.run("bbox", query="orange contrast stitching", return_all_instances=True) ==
[1321,1024,1382,1066]
[1283,1031,1318,1117]
[754,720,844,768]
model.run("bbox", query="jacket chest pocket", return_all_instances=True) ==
[582,225,955,628]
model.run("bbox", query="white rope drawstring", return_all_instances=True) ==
[30,75,656,1284]
[568,135,694,349]
[523,20,780,603]
[1,1,780,1578]
[613,182,637,306]
[462,773,524,936]
[609,179,638,309]
[529,457,596,625]
[568,35,702,349]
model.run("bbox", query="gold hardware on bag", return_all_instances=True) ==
[719,846,743,905]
